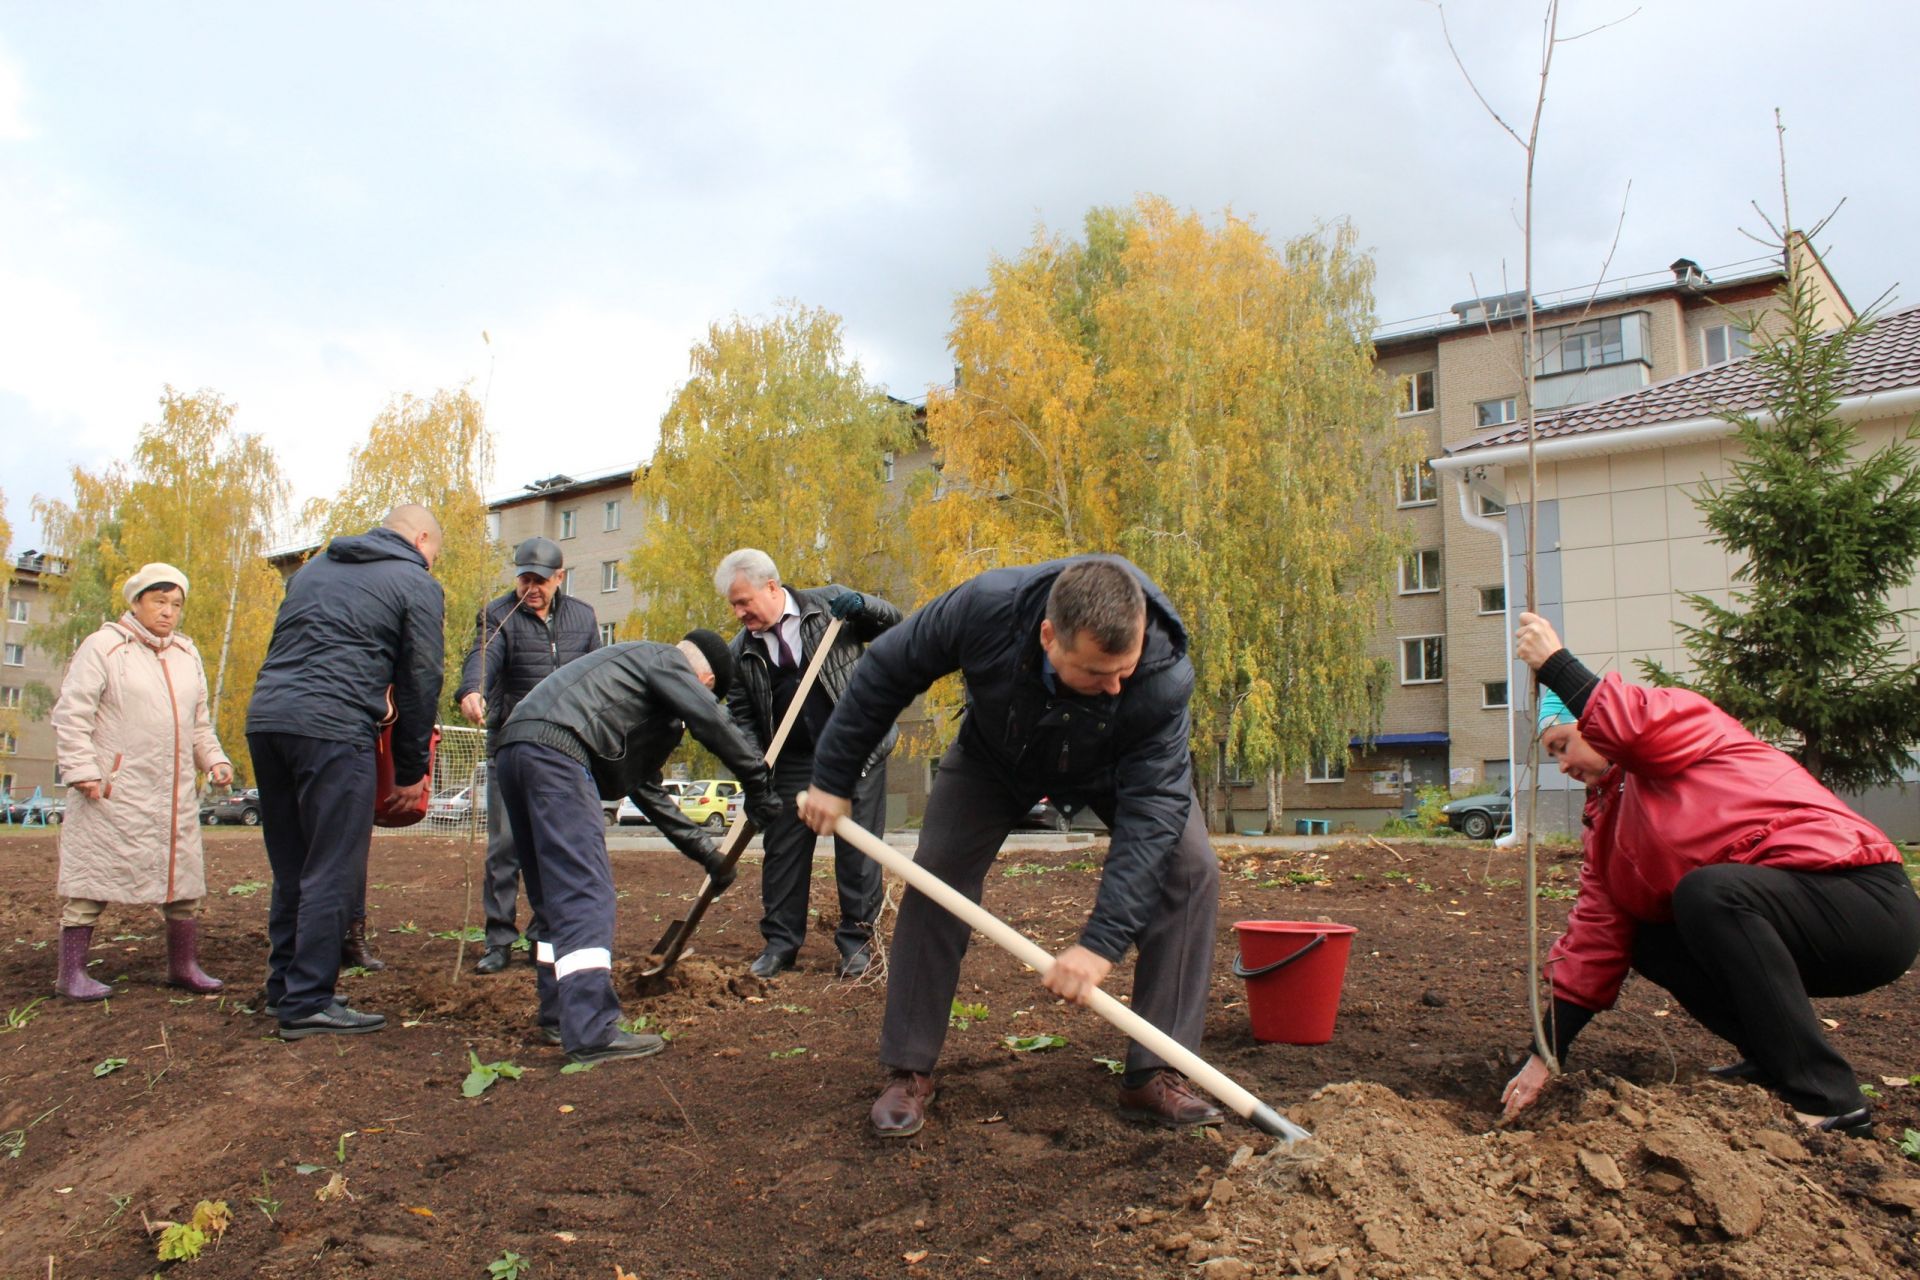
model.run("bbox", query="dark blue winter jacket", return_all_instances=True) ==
[810,555,1196,961]
[246,527,445,785]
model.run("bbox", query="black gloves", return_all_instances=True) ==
[827,589,863,620]
[748,791,783,831]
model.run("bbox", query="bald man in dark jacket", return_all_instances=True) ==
[799,555,1222,1136]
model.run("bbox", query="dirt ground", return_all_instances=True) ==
[3,829,1920,1279]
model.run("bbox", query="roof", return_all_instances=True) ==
[1444,303,1920,461]
[1373,255,1785,346]
[488,463,639,511]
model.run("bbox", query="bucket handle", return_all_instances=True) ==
[1232,932,1327,980]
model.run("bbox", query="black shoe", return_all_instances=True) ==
[567,1030,666,1065]
[537,1023,562,1046]
[278,1003,386,1040]
[836,946,873,978]
[474,945,510,975]
[1708,1059,1776,1087]
[1809,1107,1875,1138]
[749,948,796,979]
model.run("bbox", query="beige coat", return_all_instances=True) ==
[53,617,229,904]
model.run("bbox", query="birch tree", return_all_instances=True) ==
[630,304,916,640]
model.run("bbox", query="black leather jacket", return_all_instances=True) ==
[727,585,902,770]
[811,556,1195,961]
[495,641,778,860]
[246,528,445,785]
[455,590,601,750]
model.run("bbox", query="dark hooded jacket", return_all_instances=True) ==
[810,555,1196,961]
[455,589,601,752]
[246,527,445,786]
[494,641,779,860]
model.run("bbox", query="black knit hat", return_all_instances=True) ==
[682,628,735,701]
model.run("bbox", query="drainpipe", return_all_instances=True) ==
[1454,469,1521,848]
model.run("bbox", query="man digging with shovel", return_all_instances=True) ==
[492,630,780,1063]
[798,556,1224,1136]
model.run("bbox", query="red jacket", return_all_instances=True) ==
[1548,673,1901,1011]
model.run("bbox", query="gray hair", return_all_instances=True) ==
[713,547,780,597]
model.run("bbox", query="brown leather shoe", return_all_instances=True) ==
[1117,1070,1224,1128]
[870,1070,935,1138]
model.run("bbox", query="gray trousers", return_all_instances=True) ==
[879,740,1219,1076]
[483,770,539,949]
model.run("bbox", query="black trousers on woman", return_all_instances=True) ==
[1631,860,1920,1115]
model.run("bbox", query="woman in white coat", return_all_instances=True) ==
[50,562,233,999]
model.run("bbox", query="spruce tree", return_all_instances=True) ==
[1641,253,1920,791]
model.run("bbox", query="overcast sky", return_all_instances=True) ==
[4,1,1916,549]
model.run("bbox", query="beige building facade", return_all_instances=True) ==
[1,552,68,802]
[1281,242,1854,831]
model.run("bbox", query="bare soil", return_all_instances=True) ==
[3,830,1919,1278]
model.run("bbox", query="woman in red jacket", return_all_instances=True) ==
[1500,613,1920,1135]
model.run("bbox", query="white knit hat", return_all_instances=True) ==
[123,562,190,604]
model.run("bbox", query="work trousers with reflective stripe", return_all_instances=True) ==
[495,741,622,1053]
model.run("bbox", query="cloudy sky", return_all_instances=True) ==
[4,1,1916,548]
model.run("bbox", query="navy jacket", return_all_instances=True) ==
[811,555,1196,961]
[246,527,446,786]
[455,590,601,750]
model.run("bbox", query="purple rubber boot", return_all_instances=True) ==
[56,925,111,1001]
[166,918,223,993]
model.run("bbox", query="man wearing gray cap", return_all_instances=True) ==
[456,535,603,974]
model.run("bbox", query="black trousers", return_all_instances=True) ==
[250,731,376,1020]
[1633,860,1920,1115]
[880,740,1219,1077]
[495,742,623,1052]
[759,752,887,958]
[482,768,536,949]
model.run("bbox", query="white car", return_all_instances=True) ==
[616,780,693,827]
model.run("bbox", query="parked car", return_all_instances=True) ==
[678,779,743,833]
[616,781,691,827]
[427,784,481,826]
[201,789,263,826]
[1019,797,1072,832]
[4,796,64,825]
[1442,787,1512,840]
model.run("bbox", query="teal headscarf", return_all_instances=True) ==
[1536,687,1576,735]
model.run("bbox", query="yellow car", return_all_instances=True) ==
[677,779,744,833]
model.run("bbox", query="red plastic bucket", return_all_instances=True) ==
[1232,920,1358,1045]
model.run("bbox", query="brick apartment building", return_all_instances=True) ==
[1,551,68,802]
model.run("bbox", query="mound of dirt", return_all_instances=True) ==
[1134,1077,1920,1279]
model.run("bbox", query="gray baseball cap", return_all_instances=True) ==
[513,536,565,580]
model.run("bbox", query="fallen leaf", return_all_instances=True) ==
[1881,1076,1913,1088]
[54,1186,73,1194]
[316,1172,353,1203]
[904,1250,929,1265]
[558,1105,576,1114]
[407,1206,434,1217]
[363,1126,387,1133]
[553,1231,577,1243]
[1653,1009,1670,1018]
[615,1267,640,1280]
[980,1113,1005,1124]
[1821,1017,1840,1030]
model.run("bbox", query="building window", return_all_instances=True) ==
[599,560,619,593]
[598,622,617,646]
[0,731,15,754]
[6,599,25,623]
[3,643,23,667]
[1396,370,1436,415]
[1477,492,1507,516]
[1482,680,1510,709]
[603,500,621,532]
[1702,323,1751,367]
[1530,311,1651,377]
[1475,397,1517,428]
[882,451,896,483]
[0,686,18,708]
[485,512,501,542]
[560,509,578,540]
[0,772,12,794]
[1305,754,1347,783]
[1400,635,1444,684]
[1399,549,1441,594]
[1477,586,1507,615]
[1396,460,1437,507]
